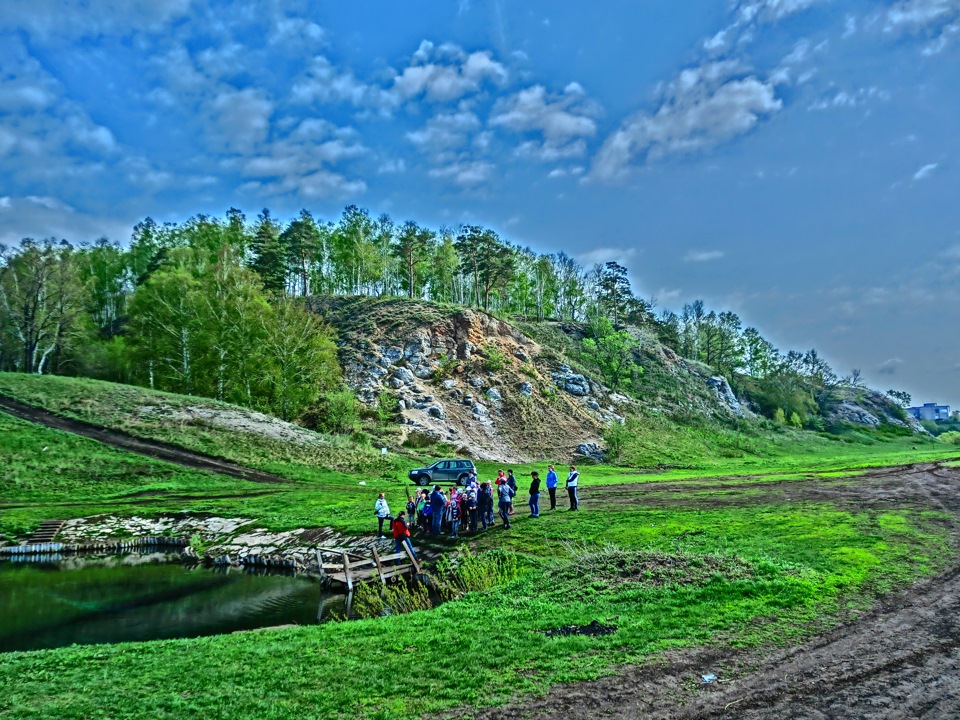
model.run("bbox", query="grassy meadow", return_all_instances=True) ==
[1,373,959,718]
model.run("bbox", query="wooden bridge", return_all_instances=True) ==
[316,545,423,591]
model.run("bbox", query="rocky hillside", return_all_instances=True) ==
[311,297,746,463]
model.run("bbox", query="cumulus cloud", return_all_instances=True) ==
[490,83,600,160]
[406,108,481,152]
[592,63,781,180]
[428,159,495,187]
[578,247,640,266]
[684,249,726,262]
[211,88,273,153]
[388,41,508,105]
[913,163,939,181]
[878,357,904,375]
[290,56,387,108]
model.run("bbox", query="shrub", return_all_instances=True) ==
[939,431,960,446]
[481,344,508,372]
[304,389,359,434]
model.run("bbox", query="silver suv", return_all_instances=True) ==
[408,459,477,485]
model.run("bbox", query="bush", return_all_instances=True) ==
[939,431,960,446]
[603,420,631,463]
[481,344,508,373]
[304,389,358,434]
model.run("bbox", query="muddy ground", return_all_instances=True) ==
[467,461,960,719]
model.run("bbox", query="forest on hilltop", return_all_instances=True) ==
[0,205,913,431]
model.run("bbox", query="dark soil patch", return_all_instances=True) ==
[544,620,617,638]
[0,395,291,485]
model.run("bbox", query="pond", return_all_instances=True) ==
[0,552,345,652]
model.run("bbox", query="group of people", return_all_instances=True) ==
[374,465,581,556]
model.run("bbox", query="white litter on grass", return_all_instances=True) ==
[701,673,717,684]
[359,481,367,485]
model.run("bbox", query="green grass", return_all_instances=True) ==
[0,497,950,719]
[2,372,959,718]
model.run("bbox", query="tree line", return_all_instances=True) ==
[0,205,899,428]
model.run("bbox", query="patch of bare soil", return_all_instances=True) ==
[462,461,960,720]
[0,394,289,484]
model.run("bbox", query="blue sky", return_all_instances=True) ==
[1,0,958,409]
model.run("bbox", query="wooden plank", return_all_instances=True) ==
[371,546,386,585]
[316,550,326,582]
[402,541,422,575]
[341,551,353,593]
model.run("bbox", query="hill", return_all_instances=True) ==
[311,295,924,465]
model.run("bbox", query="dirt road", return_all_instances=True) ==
[473,461,960,720]
[0,394,289,485]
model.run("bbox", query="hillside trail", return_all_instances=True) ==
[0,394,288,485]
[466,460,960,720]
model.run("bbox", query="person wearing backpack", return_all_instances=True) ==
[566,465,580,510]
[497,481,515,529]
[374,493,392,538]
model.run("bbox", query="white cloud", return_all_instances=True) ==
[684,249,726,262]
[490,83,601,161]
[0,195,130,245]
[290,56,386,108]
[388,42,507,104]
[736,0,827,25]
[807,86,890,111]
[211,88,273,153]
[878,357,904,375]
[913,163,939,181]
[406,108,481,152]
[0,0,192,40]
[268,17,325,47]
[843,15,858,38]
[592,63,781,180]
[428,159,495,187]
[578,247,640,266]
[885,0,960,33]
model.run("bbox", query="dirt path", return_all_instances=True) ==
[0,394,289,485]
[469,461,960,720]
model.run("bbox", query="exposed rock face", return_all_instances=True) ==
[706,376,742,416]
[575,443,605,463]
[519,382,533,397]
[834,402,881,426]
[389,367,416,388]
[486,388,503,402]
[552,365,591,396]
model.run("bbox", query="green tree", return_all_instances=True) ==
[260,298,341,420]
[582,318,642,390]
[281,210,323,296]
[249,209,285,294]
[393,221,435,299]
[0,239,87,374]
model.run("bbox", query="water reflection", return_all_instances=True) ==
[0,552,346,652]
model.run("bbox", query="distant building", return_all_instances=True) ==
[907,403,951,421]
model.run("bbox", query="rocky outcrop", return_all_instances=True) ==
[706,376,743,416]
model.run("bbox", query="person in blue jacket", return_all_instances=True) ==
[429,485,446,535]
[545,465,559,510]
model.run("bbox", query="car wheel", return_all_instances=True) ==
[417,474,431,485]
[457,474,468,485]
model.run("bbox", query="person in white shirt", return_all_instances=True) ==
[374,493,391,537]
[566,466,580,511]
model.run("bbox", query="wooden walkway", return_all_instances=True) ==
[316,545,423,591]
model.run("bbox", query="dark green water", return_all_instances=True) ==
[0,553,345,652]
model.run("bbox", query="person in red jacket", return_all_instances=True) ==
[391,511,417,559]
